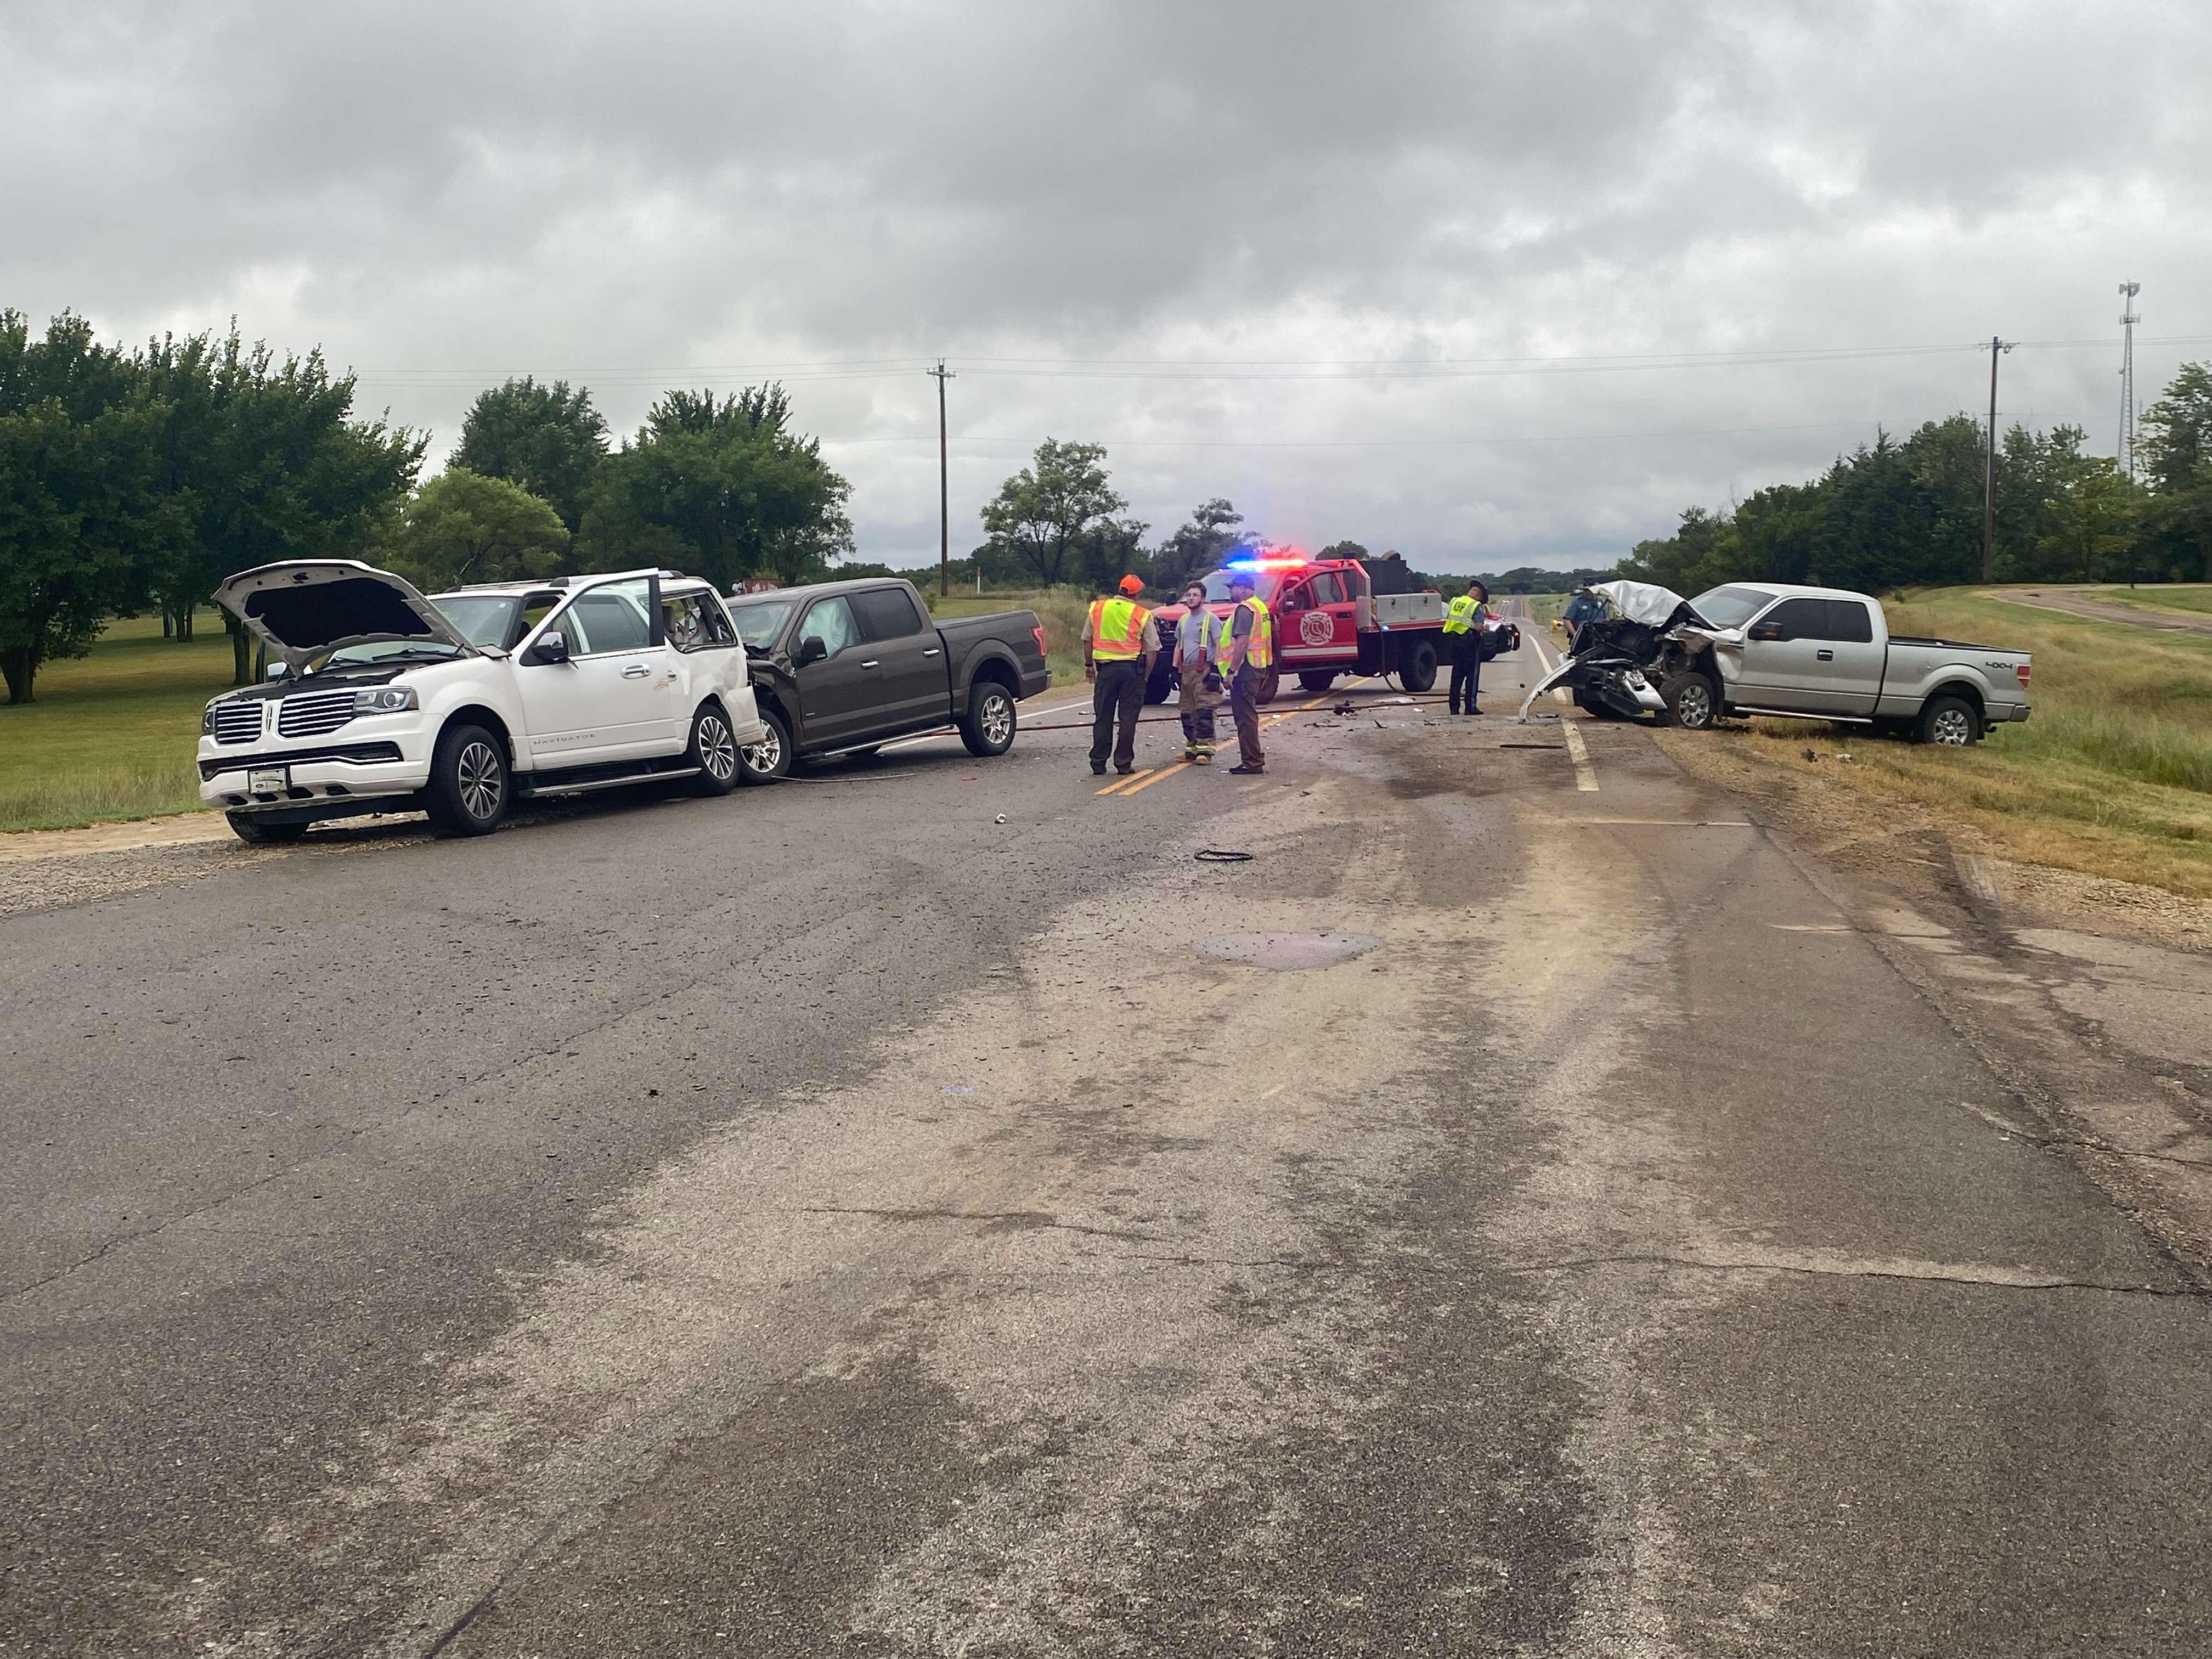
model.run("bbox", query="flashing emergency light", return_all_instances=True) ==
[1224,557,1310,571]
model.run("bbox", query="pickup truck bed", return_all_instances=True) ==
[729,578,1049,775]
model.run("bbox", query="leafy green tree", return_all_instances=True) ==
[380,469,569,590]
[980,439,1125,586]
[0,312,160,703]
[1151,498,1249,591]
[452,377,609,530]
[2034,460,2140,582]
[200,331,425,682]
[580,383,853,588]
[2138,362,2212,581]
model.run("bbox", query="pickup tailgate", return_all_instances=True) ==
[937,610,1050,700]
[1884,635,2032,719]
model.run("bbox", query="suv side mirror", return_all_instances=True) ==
[263,661,290,681]
[795,635,828,668]
[529,630,572,665]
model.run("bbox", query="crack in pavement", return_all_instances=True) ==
[1502,1252,2210,1298]
[797,1205,1164,1242]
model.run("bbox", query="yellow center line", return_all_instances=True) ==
[1095,767,1156,795]
[1115,760,1192,795]
[1561,721,1599,791]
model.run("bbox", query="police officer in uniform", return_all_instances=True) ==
[1084,574,1158,775]
[1443,578,1490,715]
[1218,570,1274,775]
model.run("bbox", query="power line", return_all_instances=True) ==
[347,334,2212,386]
[815,417,1887,449]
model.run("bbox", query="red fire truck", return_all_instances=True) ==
[1144,556,1451,705]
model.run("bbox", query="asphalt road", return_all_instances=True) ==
[1996,586,2212,636]
[6,628,2211,1657]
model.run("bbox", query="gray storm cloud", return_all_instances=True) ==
[5,0,2208,569]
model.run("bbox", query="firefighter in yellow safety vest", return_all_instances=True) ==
[1084,574,1159,775]
[1216,570,1274,774]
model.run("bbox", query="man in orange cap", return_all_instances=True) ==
[1082,574,1158,775]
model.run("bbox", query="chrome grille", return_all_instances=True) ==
[276,689,359,738]
[211,701,264,744]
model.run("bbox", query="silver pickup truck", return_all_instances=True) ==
[1531,580,2032,744]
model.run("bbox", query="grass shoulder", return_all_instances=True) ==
[1658,588,2212,899]
[0,615,234,835]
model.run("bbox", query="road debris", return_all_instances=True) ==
[1195,849,1254,862]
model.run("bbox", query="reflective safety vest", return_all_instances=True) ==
[1443,595,1481,635]
[1216,597,1274,670]
[1087,596,1152,661]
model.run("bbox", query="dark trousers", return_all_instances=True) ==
[1090,659,1144,768]
[1230,664,1265,769]
[1448,640,1482,713]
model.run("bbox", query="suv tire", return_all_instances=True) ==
[1658,672,1719,731]
[1916,694,1981,747]
[424,723,509,837]
[226,812,307,845]
[738,706,793,783]
[687,702,742,795]
[961,680,1017,757]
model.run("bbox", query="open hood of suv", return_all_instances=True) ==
[213,560,476,672]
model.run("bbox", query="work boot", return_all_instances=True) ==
[1091,762,1107,775]
[1191,751,1212,765]
[1228,764,1264,775]
[1116,764,1136,775]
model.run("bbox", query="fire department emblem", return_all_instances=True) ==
[1299,610,1334,647]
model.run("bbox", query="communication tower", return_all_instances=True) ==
[2118,281,2141,479]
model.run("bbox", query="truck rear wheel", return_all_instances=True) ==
[961,680,1017,757]
[1297,671,1338,692]
[1253,668,1281,706]
[1396,639,1439,692]
[1916,695,1981,747]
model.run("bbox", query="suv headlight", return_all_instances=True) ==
[354,686,420,714]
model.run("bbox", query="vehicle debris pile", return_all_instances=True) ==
[1522,580,1718,725]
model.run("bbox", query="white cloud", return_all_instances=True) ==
[5,0,2208,572]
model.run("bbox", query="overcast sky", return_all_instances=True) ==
[6,1,2209,574]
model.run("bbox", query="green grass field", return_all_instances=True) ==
[1711,589,2212,896]
[0,614,236,834]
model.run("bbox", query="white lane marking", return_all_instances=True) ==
[1525,629,1576,706]
[1560,721,1598,792]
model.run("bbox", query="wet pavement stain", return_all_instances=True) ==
[1194,930,1383,971]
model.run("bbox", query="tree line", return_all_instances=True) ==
[0,309,855,702]
[1620,363,2212,597]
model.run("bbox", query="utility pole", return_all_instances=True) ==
[1982,335,2015,583]
[2118,281,2141,480]
[926,360,956,597]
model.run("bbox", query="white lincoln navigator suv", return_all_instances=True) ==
[200,560,766,842]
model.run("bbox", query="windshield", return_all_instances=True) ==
[729,599,795,650]
[432,594,522,648]
[1688,585,1776,629]
[1200,571,1284,604]
[317,637,466,669]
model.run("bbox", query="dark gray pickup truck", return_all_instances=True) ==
[725,578,1049,777]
